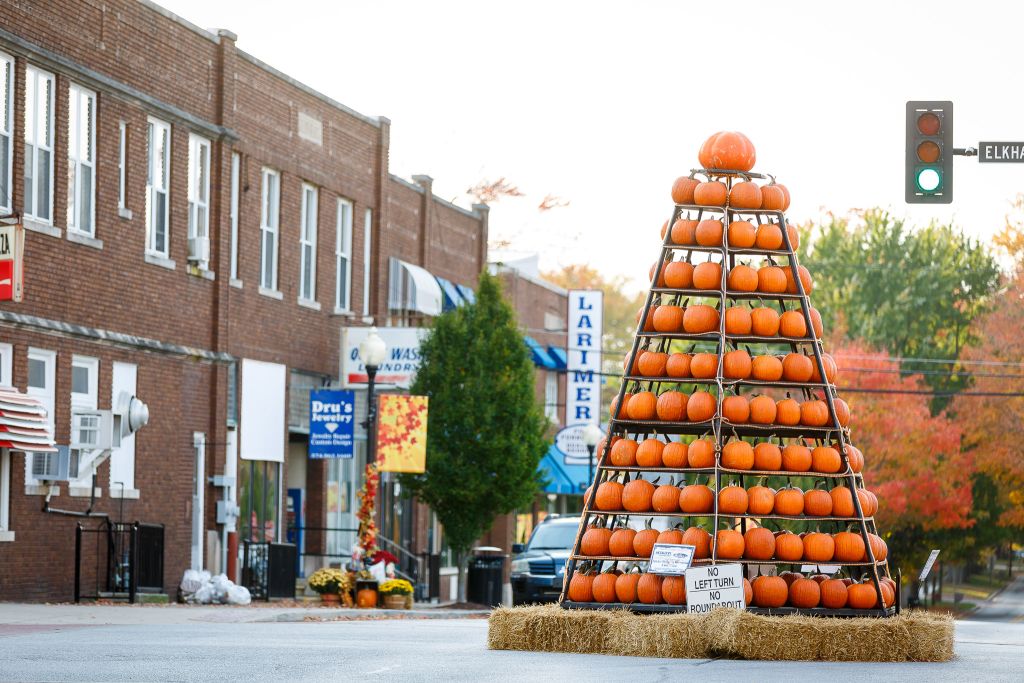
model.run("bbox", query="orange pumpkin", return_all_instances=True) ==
[581,525,612,556]
[615,570,642,603]
[752,576,788,608]
[693,181,728,207]
[782,353,814,382]
[778,310,808,338]
[592,568,621,602]
[859,489,879,517]
[834,398,852,427]
[662,442,688,468]
[774,485,804,516]
[760,183,787,211]
[820,578,849,609]
[687,391,717,422]
[595,480,624,511]
[800,400,830,427]
[627,392,657,421]
[723,349,752,379]
[637,306,657,332]
[713,529,745,559]
[692,261,723,290]
[666,353,693,378]
[755,223,784,250]
[690,352,719,379]
[729,181,762,209]
[782,265,814,295]
[721,440,754,470]
[809,307,824,338]
[811,446,842,473]
[609,439,639,467]
[671,218,699,245]
[695,219,725,246]
[863,533,888,562]
[682,526,712,559]
[751,355,784,382]
[748,484,776,514]
[656,391,688,422]
[774,531,804,561]
[671,176,700,204]
[567,567,596,602]
[846,581,878,609]
[833,531,867,562]
[652,305,684,333]
[830,486,855,517]
[804,487,834,516]
[727,265,758,292]
[610,392,631,419]
[687,438,716,468]
[652,481,681,513]
[608,527,637,557]
[802,532,836,563]
[757,265,787,294]
[663,261,695,289]
[683,304,720,333]
[679,483,714,513]
[750,307,781,336]
[633,520,659,558]
[657,526,684,545]
[637,573,664,605]
[753,442,782,470]
[743,578,754,605]
[698,131,756,172]
[809,352,838,383]
[649,261,667,287]
[718,484,749,514]
[781,442,812,471]
[662,576,687,605]
[622,478,656,512]
[636,351,668,377]
[728,220,757,248]
[743,527,776,560]
[722,395,750,423]
[724,306,753,335]
[635,439,665,468]
[788,578,821,608]
[775,398,802,426]
[748,395,777,424]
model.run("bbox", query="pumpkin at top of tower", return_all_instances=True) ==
[698,131,756,172]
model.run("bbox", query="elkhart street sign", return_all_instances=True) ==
[979,141,1024,163]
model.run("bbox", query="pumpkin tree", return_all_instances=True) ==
[562,131,898,615]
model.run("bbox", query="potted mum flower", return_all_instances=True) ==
[308,568,352,606]
[378,579,414,609]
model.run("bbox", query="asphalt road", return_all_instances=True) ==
[0,617,1022,681]
[970,575,1024,622]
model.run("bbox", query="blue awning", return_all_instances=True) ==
[455,284,476,304]
[547,346,567,370]
[524,336,557,369]
[434,276,464,312]
[538,444,592,494]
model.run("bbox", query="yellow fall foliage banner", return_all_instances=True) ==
[376,395,428,473]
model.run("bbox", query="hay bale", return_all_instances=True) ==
[486,605,955,663]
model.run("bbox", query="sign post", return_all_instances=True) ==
[308,389,355,459]
[919,549,941,582]
[685,564,746,613]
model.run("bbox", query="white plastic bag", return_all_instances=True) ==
[179,569,203,597]
[211,574,233,603]
[193,583,215,604]
[227,584,252,605]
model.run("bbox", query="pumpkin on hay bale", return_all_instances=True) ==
[487,605,954,663]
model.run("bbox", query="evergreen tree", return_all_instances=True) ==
[402,271,548,600]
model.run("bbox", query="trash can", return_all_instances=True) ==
[467,546,505,607]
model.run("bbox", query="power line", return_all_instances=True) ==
[839,387,1024,398]
[841,366,1024,380]
[834,353,1024,369]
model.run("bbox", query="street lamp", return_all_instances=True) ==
[358,327,387,465]
[582,423,604,503]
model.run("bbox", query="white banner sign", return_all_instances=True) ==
[685,564,746,613]
[566,290,603,465]
[648,543,696,575]
[340,327,429,388]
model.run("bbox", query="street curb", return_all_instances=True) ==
[261,609,493,622]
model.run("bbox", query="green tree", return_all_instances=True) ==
[800,209,1000,404]
[401,271,548,601]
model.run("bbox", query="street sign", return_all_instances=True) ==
[0,222,25,302]
[685,564,746,613]
[647,543,696,575]
[979,142,1024,163]
[308,389,355,459]
[919,549,941,582]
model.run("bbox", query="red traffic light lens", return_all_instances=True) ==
[917,112,940,136]
[917,141,940,163]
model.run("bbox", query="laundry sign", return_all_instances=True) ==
[308,390,355,459]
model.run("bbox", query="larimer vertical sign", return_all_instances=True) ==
[566,289,603,466]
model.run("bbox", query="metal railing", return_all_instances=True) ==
[74,520,164,603]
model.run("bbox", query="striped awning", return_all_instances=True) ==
[0,387,57,452]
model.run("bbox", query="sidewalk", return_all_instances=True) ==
[0,602,492,625]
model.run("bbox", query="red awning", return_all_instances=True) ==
[0,388,56,452]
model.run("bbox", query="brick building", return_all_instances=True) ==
[0,0,499,601]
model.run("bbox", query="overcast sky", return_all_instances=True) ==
[159,0,1024,290]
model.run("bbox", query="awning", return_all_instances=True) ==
[388,258,443,316]
[548,346,567,370]
[434,276,464,312]
[538,444,591,494]
[455,284,476,305]
[0,387,56,452]
[524,336,557,369]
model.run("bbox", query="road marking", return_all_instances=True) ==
[365,665,401,675]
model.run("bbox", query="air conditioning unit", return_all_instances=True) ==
[70,409,115,450]
[187,236,210,267]
[31,446,79,481]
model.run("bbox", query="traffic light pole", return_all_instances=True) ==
[953,147,977,156]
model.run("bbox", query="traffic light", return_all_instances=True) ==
[906,101,953,204]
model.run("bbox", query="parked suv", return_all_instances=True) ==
[510,515,581,604]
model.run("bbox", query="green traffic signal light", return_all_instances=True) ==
[916,167,942,192]
[906,101,953,204]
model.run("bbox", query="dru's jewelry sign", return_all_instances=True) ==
[565,290,603,466]
[308,390,355,459]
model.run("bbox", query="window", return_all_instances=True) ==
[24,66,54,223]
[335,198,353,312]
[0,342,11,386]
[229,152,240,281]
[0,52,13,214]
[71,355,99,409]
[187,133,210,242]
[545,371,559,423]
[259,167,280,291]
[299,183,318,302]
[362,208,372,317]
[25,348,55,488]
[67,84,96,236]
[117,121,127,212]
[145,117,171,257]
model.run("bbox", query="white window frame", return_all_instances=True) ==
[145,116,171,257]
[67,83,96,237]
[70,355,99,410]
[25,348,56,490]
[118,121,127,211]
[0,52,13,214]
[259,167,280,293]
[229,151,240,282]
[24,65,55,224]
[335,198,353,313]
[0,445,12,540]
[545,371,559,423]
[298,183,318,303]
[362,208,372,317]
[187,133,210,241]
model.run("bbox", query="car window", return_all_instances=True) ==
[528,522,579,550]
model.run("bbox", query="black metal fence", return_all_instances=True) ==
[241,541,297,600]
[74,520,164,603]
